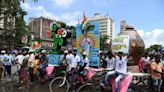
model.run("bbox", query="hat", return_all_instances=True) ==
[83,52,87,55]
[64,50,68,53]
[99,50,102,54]
[28,49,34,53]
[1,50,6,53]
[73,48,77,51]
[41,50,46,53]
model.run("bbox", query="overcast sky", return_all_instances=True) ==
[21,0,164,48]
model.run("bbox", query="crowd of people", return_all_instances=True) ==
[0,48,164,92]
[0,49,48,86]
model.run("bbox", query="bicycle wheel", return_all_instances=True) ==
[49,77,70,92]
[77,83,100,92]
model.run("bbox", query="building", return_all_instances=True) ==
[88,13,114,39]
[0,0,16,49]
[118,22,145,65]
[29,17,53,40]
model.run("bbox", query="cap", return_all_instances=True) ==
[83,52,87,55]
[41,50,47,53]
[64,50,68,53]
[1,50,6,53]
[99,50,102,54]
[28,49,34,53]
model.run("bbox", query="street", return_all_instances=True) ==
[0,65,50,92]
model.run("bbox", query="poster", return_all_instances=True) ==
[112,35,130,54]
[76,22,100,67]
[48,54,61,66]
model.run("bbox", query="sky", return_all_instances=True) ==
[21,0,164,48]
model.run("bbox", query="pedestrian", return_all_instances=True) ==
[33,55,39,79]
[150,55,164,92]
[0,51,4,82]
[19,65,29,89]
[15,50,24,70]
[3,50,12,77]
[38,50,48,83]
[28,50,35,82]
[141,52,150,73]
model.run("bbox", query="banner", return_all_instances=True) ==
[112,35,130,54]
[76,22,100,67]
[48,54,61,66]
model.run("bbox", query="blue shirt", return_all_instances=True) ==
[3,54,12,66]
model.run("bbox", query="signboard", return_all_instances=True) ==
[48,54,61,66]
[76,22,100,67]
[21,35,28,44]
[112,35,130,54]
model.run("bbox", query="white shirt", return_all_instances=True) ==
[15,55,24,69]
[0,55,4,62]
[28,54,35,62]
[16,55,24,65]
[141,57,150,69]
[105,57,116,70]
[82,57,89,69]
[70,55,80,69]
[66,54,73,65]
[115,56,128,74]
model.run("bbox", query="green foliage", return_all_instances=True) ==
[100,34,110,51]
[0,0,37,49]
[145,44,163,52]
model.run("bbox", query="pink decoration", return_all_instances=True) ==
[110,75,133,92]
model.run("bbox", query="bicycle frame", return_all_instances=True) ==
[59,76,67,87]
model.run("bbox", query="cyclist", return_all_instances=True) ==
[104,51,130,92]
[105,51,116,71]
[69,49,80,72]
[68,48,81,90]
[60,50,69,71]
[37,50,48,82]
[79,51,89,76]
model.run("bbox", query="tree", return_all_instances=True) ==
[0,0,38,49]
[100,34,110,51]
[145,44,163,52]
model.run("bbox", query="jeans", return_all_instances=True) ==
[105,71,125,92]
[4,65,11,77]
[151,77,162,92]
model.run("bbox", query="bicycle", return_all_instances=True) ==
[127,72,152,92]
[49,69,87,92]
[77,69,110,92]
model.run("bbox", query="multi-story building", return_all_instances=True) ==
[88,13,114,44]
[29,17,53,40]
